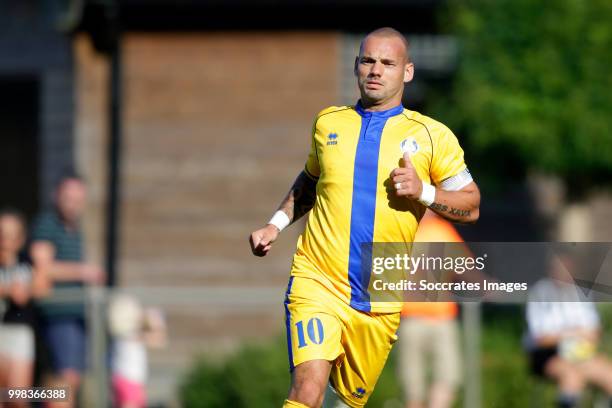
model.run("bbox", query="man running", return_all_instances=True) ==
[250,27,480,408]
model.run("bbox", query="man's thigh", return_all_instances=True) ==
[398,318,429,402]
[43,318,87,373]
[284,277,400,407]
[432,319,461,388]
[285,277,345,371]
[330,310,400,407]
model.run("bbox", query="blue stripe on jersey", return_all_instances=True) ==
[284,276,295,371]
[348,103,404,312]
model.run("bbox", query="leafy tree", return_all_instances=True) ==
[435,0,612,197]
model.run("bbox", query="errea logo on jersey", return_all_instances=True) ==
[327,133,338,146]
[351,387,366,399]
[400,137,419,155]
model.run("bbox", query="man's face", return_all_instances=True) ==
[56,179,87,223]
[0,215,25,255]
[355,35,413,106]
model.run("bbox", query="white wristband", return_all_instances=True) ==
[418,181,436,207]
[268,211,291,232]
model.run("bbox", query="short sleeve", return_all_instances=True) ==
[526,302,554,338]
[304,119,320,180]
[30,214,56,243]
[430,126,469,188]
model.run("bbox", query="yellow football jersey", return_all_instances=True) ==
[290,102,469,313]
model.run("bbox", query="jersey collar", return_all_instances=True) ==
[355,100,404,118]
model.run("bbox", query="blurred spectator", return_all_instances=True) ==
[0,209,53,407]
[525,253,612,408]
[108,294,167,408]
[30,175,105,407]
[398,211,464,408]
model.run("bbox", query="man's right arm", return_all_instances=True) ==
[249,170,318,257]
[45,260,104,284]
[25,251,104,285]
[30,215,104,284]
[277,170,318,224]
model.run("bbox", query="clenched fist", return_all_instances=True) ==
[249,224,280,257]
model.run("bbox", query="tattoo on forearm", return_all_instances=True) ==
[449,207,471,217]
[278,171,318,223]
[430,202,447,212]
[430,202,471,218]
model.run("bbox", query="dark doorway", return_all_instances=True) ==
[0,76,40,220]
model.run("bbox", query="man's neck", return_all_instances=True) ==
[360,97,403,112]
[55,208,78,231]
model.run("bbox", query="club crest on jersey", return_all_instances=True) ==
[327,133,338,146]
[400,137,419,155]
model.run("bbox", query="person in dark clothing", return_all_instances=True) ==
[31,176,105,407]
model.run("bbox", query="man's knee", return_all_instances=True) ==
[556,368,585,393]
[288,360,332,407]
[288,378,327,407]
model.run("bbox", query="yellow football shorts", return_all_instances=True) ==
[284,276,400,407]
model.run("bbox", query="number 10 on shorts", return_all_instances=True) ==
[296,318,325,348]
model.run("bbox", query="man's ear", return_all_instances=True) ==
[354,56,359,77]
[404,62,415,83]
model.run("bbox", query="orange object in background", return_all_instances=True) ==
[400,211,470,320]
[402,301,458,320]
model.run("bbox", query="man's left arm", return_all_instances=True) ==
[421,125,480,224]
[391,123,481,224]
[391,159,480,224]
[428,181,480,224]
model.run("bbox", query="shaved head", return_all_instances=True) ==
[360,27,410,63]
[354,27,414,110]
